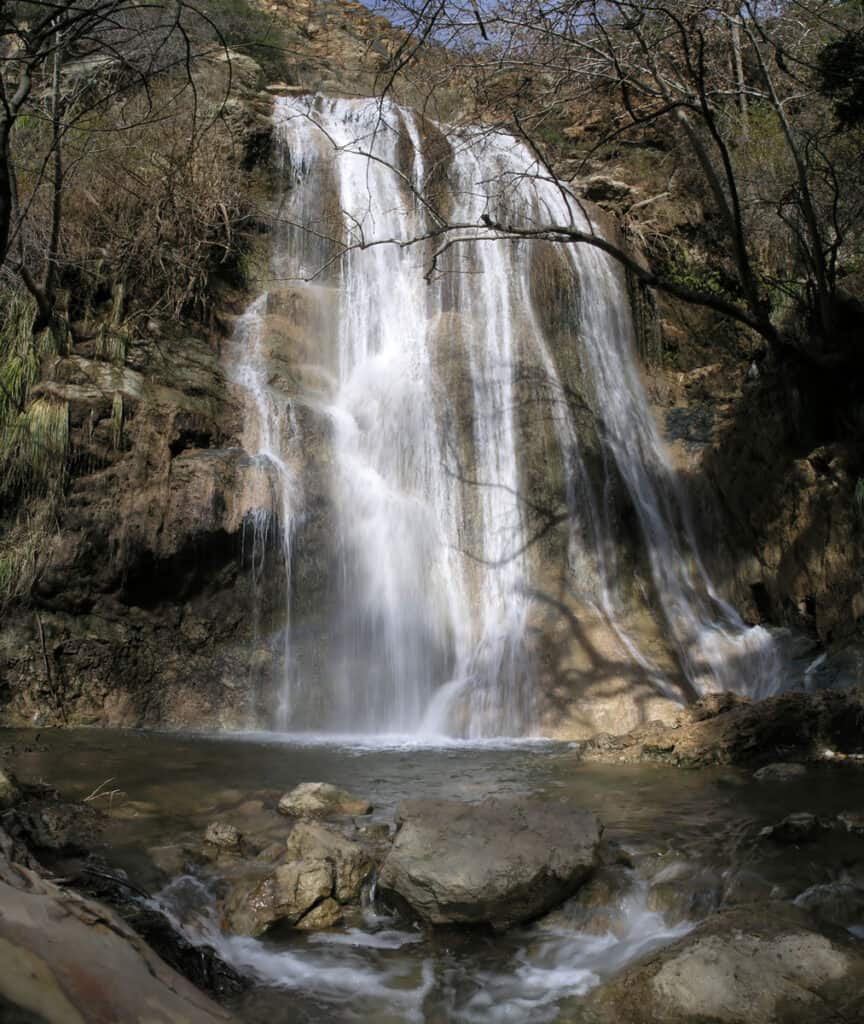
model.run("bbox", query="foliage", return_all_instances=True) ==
[816,29,864,129]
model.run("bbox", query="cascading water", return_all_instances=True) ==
[232,93,782,737]
[229,295,300,729]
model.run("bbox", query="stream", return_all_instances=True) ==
[4,727,863,1023]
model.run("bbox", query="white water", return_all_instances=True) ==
[231,93,783,736]
[229,295,300,728]
[154,870,689,1024]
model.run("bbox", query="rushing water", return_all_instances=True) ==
[5,728,863,1023]
[232,94,783,736]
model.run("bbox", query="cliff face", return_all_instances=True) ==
[0,2,409,729]
[2,0,861,734]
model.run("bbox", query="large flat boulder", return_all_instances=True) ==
[583,902,864,1024]
[378,797,602,928]
[0,852,234,1023]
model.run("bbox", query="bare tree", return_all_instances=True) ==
[0,0,230,335]
[370,0,864,369]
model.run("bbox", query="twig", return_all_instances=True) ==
[35,611,66,723]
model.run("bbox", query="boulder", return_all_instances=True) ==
[0,852,235,1023]
[754,762,808,782]
[284,822,373,902]
[838,811,864,833]
[760,812,822,843]
[277,782,371,818]
[378,797,602,928]
[584,902,864,1024]
[223,860,333,937]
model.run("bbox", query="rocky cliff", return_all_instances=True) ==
[2,0,861,734]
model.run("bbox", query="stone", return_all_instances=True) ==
[7,801,102,854]
[578,687,864,768]
[754,762,808,782]
[761,812,822,843]
[284,822,373,903]
[579,175,635,202]
[378,797,602,928]
[838,810,864,833]
[223,860,333,937]
[277,782,372,818]
[0,768,20,810]
[0,851,235,1023]
[148,843,204,876]
[646,862,722,925]
[795,881,864,929]
[584,902,864,1024]
[296,897,342,930]
[204,822,243,851]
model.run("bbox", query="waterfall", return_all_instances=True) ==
[231,94,781,737]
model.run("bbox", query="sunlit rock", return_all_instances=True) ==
[284,822,373,902]
[223,859,333,937]
[277,782,372,818]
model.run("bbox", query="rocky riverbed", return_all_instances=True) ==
[1,725,864,1022]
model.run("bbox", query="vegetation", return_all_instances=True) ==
[379,0,864,380]
[0,0,275,515]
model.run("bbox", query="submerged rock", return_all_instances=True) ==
[760,812,822,843]
[584,902,864,1024]
[277,782,372,818]
[378,796,602,928]
[204,822,244,852]
[754,762,808,782]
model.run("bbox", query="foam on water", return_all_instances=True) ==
[153,871,690,1023]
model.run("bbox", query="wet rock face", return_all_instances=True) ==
[224,859,335,936]
[378,796,603,928]
[0,848,236,1024]
[584,903,864,1024]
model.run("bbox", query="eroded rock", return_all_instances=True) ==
[223,860,333,937]
[378,796,602,928]
[284,822,373,902]
[277,782,372,818]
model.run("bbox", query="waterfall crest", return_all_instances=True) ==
[231,94,781,737]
